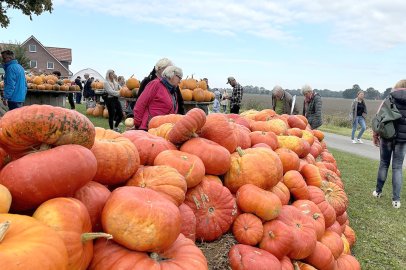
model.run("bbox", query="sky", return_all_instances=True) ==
[1,0,406,92]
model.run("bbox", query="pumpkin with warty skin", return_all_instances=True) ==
[320,181,348,216]
[307,186,337,228]
[276,205,317,260]
[74,181,112,232]
[0,105,95,155]
[228,244,282,270]
[148,114,184,129]
[320,231,344,259]
[283,170,310,200]
[179,203,197,242]
[89,234,208,270]
[0,144,97,211]
[249,131,278,150]
[91,128,140,185]
[148,123,174,140]
[236,184,282,221]
[102,186,181,252]
[224,147,283,193]
[292,200,325,240]
[122,130,177,165]
[180,137,231,175]
[0,184,12,213]
[271,181,291,205]
[126,165,187,206]
[303,241,336,270]
[232,213,263,246]
[259,220,294,260]
[184,179,237,242]
[0,214,69,270]
[167,108,206,145]
[275,148,301,174]
[33,198,111,270]
[154,150,205,188]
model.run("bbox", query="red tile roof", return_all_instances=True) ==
[45,47,72,62]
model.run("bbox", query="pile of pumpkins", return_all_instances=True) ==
[0,105,360,270]
[119,76,140,98]
[91,81,104,90]
[87,104,109,118]
[18,74,80,91]
[179,77,215,102]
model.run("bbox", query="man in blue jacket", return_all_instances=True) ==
[1,50,27,110]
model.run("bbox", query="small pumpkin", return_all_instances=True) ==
[271,181,291,205]
[232,213,263,246]
[249,131,278,150]
[259,219,294,260]
[300,164,322,187]
[283,170,309,200]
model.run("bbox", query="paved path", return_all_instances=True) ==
[323,132,380,161]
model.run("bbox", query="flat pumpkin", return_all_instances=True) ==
[0,145,97,211]
[0,214,69,270]
[0,105,95,155]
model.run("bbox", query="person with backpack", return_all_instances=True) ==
[350,90,367,144]
[372,79,406,209]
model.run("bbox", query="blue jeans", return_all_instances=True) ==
[8,101,24,110]
[351,116,366,140]
[376,139,405,201]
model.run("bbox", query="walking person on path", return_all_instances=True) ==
[372,79,406,209]
[350,90,367,144]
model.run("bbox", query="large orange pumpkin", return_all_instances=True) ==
[167,108,207,145]
[0,145,97,211]
[287,115,307,130]
[232,213,263,246]
[154,150,205,188]
[184,179,237,242]
[126,165,187,206]
[224,147,283,193]
[320,231,344,259]
[126,76,140,89]
[229,244,281,270]
[259,220,294,260]
[236,184,282,221]
[89,234,208,270]
[292,200,325,241]
[91,128,140,185]
[0,214,69,269]
[102,186,181,252]
[148,114,183,129]
[275,148,300,174]
[249,131,278,150]
[180,137,231,175]
[283,170,309,200]
[308,186,337,228]
[179,203,197,242]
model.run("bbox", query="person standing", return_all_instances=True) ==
[220,89,229,113]
[1,50,27,110]
[226,76,244,114]
[104,70,123,132]
[83,73,95,101]
[302,85,322,129]
[350,90,367,144]
[212,89,221,113]
[372,79,406,209]
[53,71,74,109]
[74,76,83,104]
[272,85,299,115]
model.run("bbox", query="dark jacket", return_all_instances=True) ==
[272,91,299,115]
[136,70,185,115]
[3,59,27,102]
[303,93,322,129]
[83,78,94,98]
[75,78,83,90]
[390,89,406,143]
[350,98,367,123]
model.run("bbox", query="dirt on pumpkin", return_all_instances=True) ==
[197,233,237,270]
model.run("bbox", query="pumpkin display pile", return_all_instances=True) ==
[0,74,80,92]
[118,76,140,98]
[179,76,215,102]
[86,104,109,118]
[0,104,360,270]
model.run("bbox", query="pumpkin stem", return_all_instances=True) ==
[236,147,245,157]
[0,221,11,243]
[292,261,300,270]
[81,232,113,242]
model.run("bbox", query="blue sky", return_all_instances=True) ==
[1,0,406,92]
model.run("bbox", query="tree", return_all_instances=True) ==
[0,42,30,69]
[365,87,381,100]
[342,84,361,99]
[0,1,53,28]
[382,88,392,99]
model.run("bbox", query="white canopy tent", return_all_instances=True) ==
[70,68,105,82]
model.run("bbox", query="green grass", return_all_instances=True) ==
[73,103,111,130]
[319,124,373,141]
[330,148,406,270]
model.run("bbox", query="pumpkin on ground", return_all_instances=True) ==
[167,108,206,145]
[0,105,96,155]
[343,225,357,247]
[102,186,181,252]
[228,244,282,270]
[320,231,344,259]
[303,241,336,270]
[0,214,69,270]
[89,234,208,270]
[91,128,140,185]
[126,165,187,206]
[335,254,361,270]
[232,213,263,246]
[307,186,337,228]
[184,179,237,242]
[0,145,97,211]
[0,184,12,213]
[224,147,283,193]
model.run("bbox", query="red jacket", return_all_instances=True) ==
[133,78,178,130]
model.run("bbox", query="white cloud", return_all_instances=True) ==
[54,0,406,49]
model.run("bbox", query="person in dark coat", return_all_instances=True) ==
[136,58,185,115]
[350,90,367,143]
[74,76,83,104]
[271,85,299,115]
[83,73,95,100]
[372,79,406,209]
[302,85,322,129]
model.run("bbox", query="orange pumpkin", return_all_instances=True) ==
[260,220,294,260]
[254,109,276,121]
[270,181,291,205]
[0,184,11,213]
[292,200,325,240]
[182,78,198,90]
[192,88,205,102]
[126,165,187,206]
[303,241,336,270]
[229,244,281,270]
[249,131,278,150]
[300,164,322,187]
[126,76,140,89]
[167,108,206,145]
[275,148,300,174]
[287,127,304,137]
[343,225,356,247]
[102,186,181,252]
[283,170,309,200]
[181,89,193,101]
[148,123,174,140]
[148,114,183,129]
[287,115,307,129]
[320,181,348,216]
[179,203,197,242]
[308,186,337,228]
[335,254,361,270]
[232,213,263,246]
[320,231,345,259]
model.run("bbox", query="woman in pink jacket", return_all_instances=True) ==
[133,65,183,130]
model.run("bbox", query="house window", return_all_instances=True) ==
[47,62,54,69]
[30,60,37,68]
[29,44,36,52]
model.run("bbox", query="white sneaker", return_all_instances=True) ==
[357,139,364,144]
[352,140,357,144]
[372,191,382,198]
[392,201,401,209]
